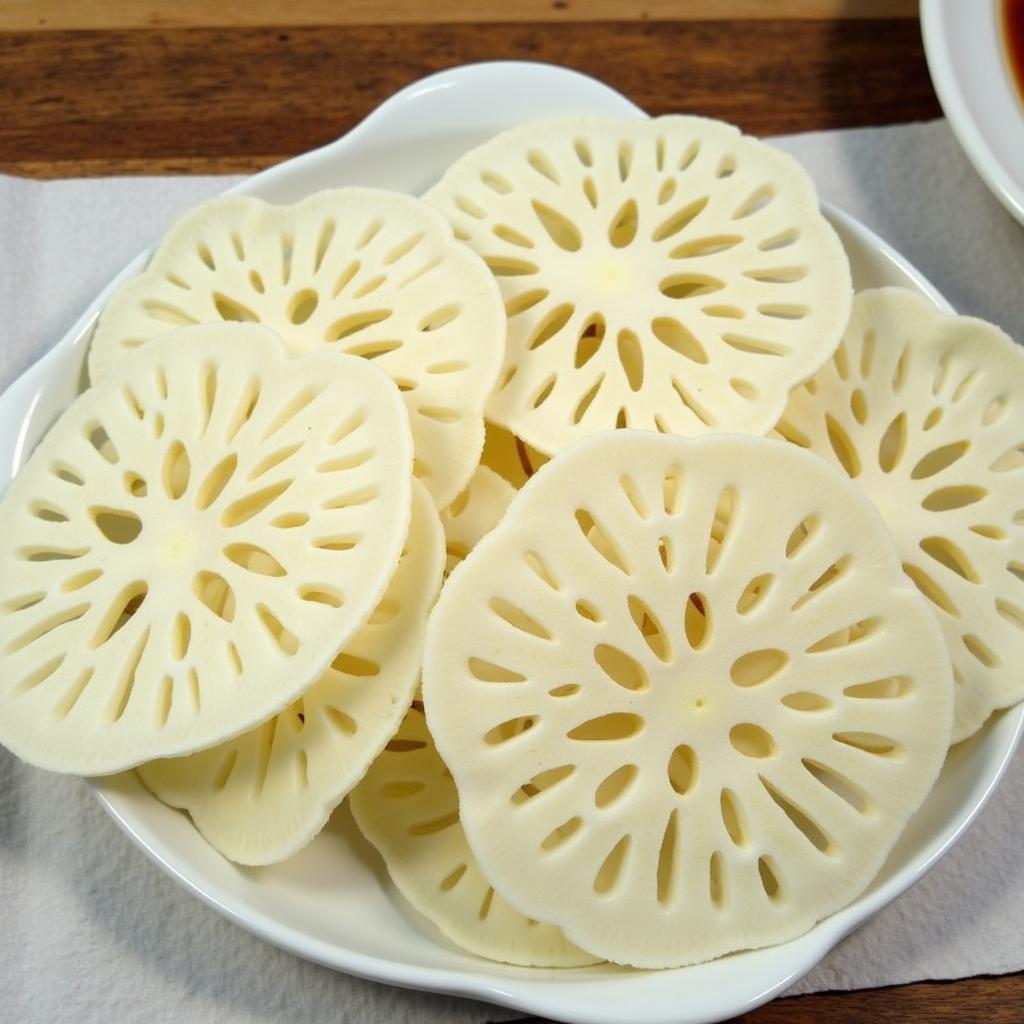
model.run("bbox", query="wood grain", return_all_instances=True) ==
[0,0,919,31]
[733,971,1024,1022]
[0,19,940,178]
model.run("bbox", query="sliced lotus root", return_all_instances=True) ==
[440,465,516,576]
[777,287,1024,742]
[479,423,548,490]
[353,473,594,966]
[88,188,506,507]
[350,702,598,967]
[137,480,443,865]
[424,116,851,456]
[422,432,953,969]
[0,324,412,775]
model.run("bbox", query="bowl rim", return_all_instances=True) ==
[921,0,1024,225]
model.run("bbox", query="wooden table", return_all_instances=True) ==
[0,1,1019,1021]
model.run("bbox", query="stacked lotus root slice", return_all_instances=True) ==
[0,114,1020,972]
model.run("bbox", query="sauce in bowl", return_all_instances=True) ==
[1005,0,1024,104]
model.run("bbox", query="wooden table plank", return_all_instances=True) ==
[0,19,940,178]
[734,972,1024,1022]
[0,0,919,31]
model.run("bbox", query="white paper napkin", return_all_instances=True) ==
[1,119,1022,1023]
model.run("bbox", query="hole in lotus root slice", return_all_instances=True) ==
[0,325,413,775]
[423,431,952,968]
[349,704,599,967]
[87,190,505,508]
[480,422,549,490]
[424,115,851,457]
[138,480,442,865]
[778,287,1024,742]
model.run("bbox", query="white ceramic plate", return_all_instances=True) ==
[922,0,1024,225]
[1,61,1021,1024]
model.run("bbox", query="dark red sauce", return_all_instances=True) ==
[1005,0,1024,104]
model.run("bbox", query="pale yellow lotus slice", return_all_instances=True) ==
[137,480,443,865]
[350,701,598,967]
[352,467,595,966]
[0,324,412,775]
[423,431,952,969]
[88,189,506,508]
[440,464,516,574]
[425,116,851,456]
[777,287,1024,742]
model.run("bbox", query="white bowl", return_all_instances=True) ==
[922,0,1024,225]
[1,61,1021,1024]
